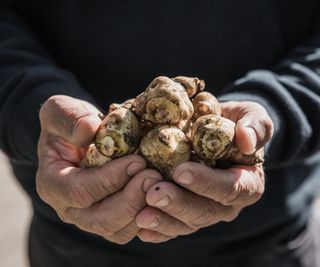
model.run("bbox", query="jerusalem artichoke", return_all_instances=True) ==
[81,75,264,172]
[172,76,205,98]
[139,125,191,178]
[189,114,263,165]
[134,76,194,125]
[108,98,135,114]
[192,91,221,119]
[95,107,140,158]
[81,144,111,168]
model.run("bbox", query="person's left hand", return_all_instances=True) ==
[135,101,274,243]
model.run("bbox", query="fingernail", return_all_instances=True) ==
[143,178,159,193]
[177,171,194,185]
[245,127,257,153]
[154,196,170,207]
[127,162,145,176]
[148,217,160,228]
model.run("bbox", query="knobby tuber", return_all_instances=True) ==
[95,107,140,158]
[172,76,205,98]
[139,125,191,178]
[108,98,135,114]
[189,115,235,160]
[81,75,265,179]
[81,144,111,168]
[134,76,194,125]
[192,91,221,119]
[189,114,263,165]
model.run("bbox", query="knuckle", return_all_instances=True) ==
[223,207,241,222]
[112,232,135,245]
[246,101,265,112]
[113,237,131,245]
[222,169,265,206]
[123,200,142,218]
[189,204,217,229]
[219,179,241,206]
[71,114,91,134]
[40,96,56,115]
[200,181,219,198]
[243,170,265,205]
[68,181,96,208]
[88,217,114,237]
[264,117,274,139]
[102,174,121,193]
[140,232,167,243]
[35,170,51,204]
[170,200,189,218]
[251,181,265,203]
[56,210,72,224]
[39,95,64,122]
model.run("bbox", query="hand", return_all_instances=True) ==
[36,95,162,244]
[135,101,274,243]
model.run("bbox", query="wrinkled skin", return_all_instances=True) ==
[139,125,191,179]
[134,101,274,244]
[36,95,169,245]
[36,95,274,244]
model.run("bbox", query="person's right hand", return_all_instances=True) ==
[36,95,162,244]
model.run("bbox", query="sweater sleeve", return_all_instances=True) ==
[218,13,320,170]
[0,1,97,166]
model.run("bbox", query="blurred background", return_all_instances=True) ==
[0,150,319,267]
[0,151,31,267]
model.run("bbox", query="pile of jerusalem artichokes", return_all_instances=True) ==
[81,76,263,179]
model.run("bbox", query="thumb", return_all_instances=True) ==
[235,109,274,155]
[40,95,102,147]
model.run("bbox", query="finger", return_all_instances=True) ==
[106,221,140,245]
[40,95,102,147]
[136,206,195,236]
[37,131,87,165]
[137,229,176,243]
[173,161,265,207]
[37,154,147,209]
[221,101,274,154]
[236,114,273,155]
[63,169,162,236]
[145,181,236,229]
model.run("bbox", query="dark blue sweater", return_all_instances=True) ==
[0,0,320,264]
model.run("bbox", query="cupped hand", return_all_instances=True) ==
[36,95,162,244]
[135,101,274,243]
